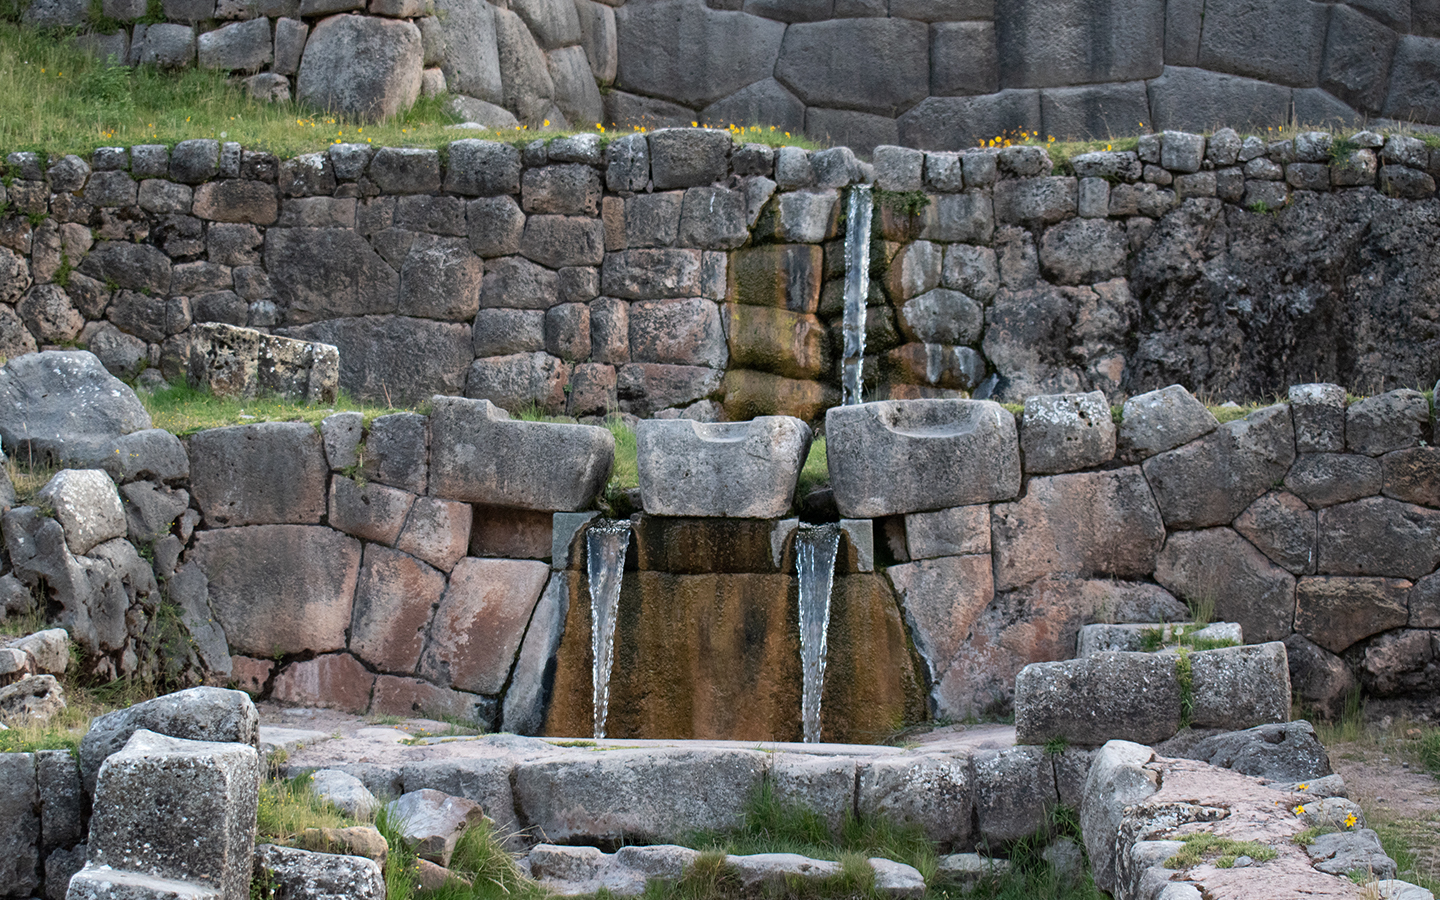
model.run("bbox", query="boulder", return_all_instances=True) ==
[991,467,1164,591]
[0,674,65,726]
[774,18,927,115]
[1284,633,1357,721]
[1014,653,1182,746]
[296,14,423,122]
[1142,404,1296,529]
[636,417,810,518]
[385,789,487,865]
[429,396,612,510]
[827,400,1020,518]
[615,2,783,109]
[1346,388,1429,456]
[1184,720,1332,781]
[79,686,259,793]
[308,769,380,819]
[253,844,384,900]
[36,469,126,556]
[88,730,259,900]
[0,351,151,465]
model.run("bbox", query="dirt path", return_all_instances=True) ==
[1326,735,1440,891]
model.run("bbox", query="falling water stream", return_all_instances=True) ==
[586,518,632,739]
[795,523,841,743]
[840,184,874,407]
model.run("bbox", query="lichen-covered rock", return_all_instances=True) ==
[296,14,423,122]
[0,351,152,465]
[36,469,126,556]
[254,844,384,900]
[1015,653,1182,746]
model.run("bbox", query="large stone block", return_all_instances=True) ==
[1039,81,1151,140]
[722,304,828,381]
[775,18,929,116]
[263,227,397,323]
[972,746,1056,844]
[349,545,443,673]
[0,752,39,897]
[418,557,549,694]
[197,17,272,72]
[827,400,1019,518]
[1015,653,1182,745]
[1142,404,1295,529]
[991,468,1164,591]
[1187,642,1291,730]
[636,417,810,518]
[36,469,125,557]
[1317,497,1440,579]
[1320,5,1398,113]
[399,235,483,321]
[1196,0,1327,87]
[1234,490,1316,574]
[189,422,326,527]
[1146,65,1293,131]
[856,755,972,848]
[429,396,612,510]
[701,79,805,134]
[615,0,784,108]
[898,91,1042,150]
[89,730,258,900]
[1021,391,1116,474]
[282,316,471,406]
[1383,447,1440,508]
[1038,217,1127,284]
[434,0,502,104]
[270,652,375,712]
[1285,452,1382,508]
[1294,575,1411,653]
[1383,36,1440,125]
[930,21,998,97]
[995,0,1163,89]
[1153,527,1295,642]
[296,14,423,122]
[513,749,768,843]
[728,244,823,313]
[628,297,727,368]
[520,216,605,269]
[1080,741,1158,894]
[1184,720,1332,781]
[253,845,384,900]
[188,525,361,657]
[1346,389,1429,456]
[602,249,703,300]
[887,553,994,718]
[187,323,340,405]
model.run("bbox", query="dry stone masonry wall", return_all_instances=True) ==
[6,128,1440,412]
[0,352,1435,738]
[28,0,1440,147]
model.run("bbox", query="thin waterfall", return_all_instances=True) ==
[795,523,841,743]
[586,518,632,739]
[840,184,873,406]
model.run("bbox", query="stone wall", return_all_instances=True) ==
[1,355,1434,735]
[5,128,1440,413]
[35,0,1440,148]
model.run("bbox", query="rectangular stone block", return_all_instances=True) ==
[1014,653,1182,746]
[637,417,811,518]
[904,504,991,559]
[89,730,259,900]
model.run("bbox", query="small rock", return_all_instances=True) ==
[309,769,380,818]
[0,674,65,725]
[385,789,488,866]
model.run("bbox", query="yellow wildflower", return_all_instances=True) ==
[1294,804,1306,815]
[1345,813,1357,828]
[1296,783,1308,791]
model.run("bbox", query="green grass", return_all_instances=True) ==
[797,437,827,496]
[1163,834,1276,870]
[256,773,358,843]
[138,380,403,435]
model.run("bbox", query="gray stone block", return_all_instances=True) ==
[512,0,580,49]
[296,15,423,123]
[604,90,693,130]
[775,18,928,115]
[1187,642,1291,730]
[0,351,152,467]
[430,395,612,509]
[1347,388,1429,456]
[993,176,1077,227]
[89,731,257,900]
[1118,384,1217,460]
[370,147,441,194]
[447,140,521,197]
[930,21,998,97]
[701,79,805,133]
[742,0,829,21]
[1143,403,1295,528]
[1146,65,1292,132]
[1321,6,1398,114]
[804,109,898,158]
[273,17,307,75]
[1039,81,1151,140]
[1037,217,1126,283]
[1185,720,1332,781]
[1154,527,1297,642]
[521,215,605,268]
[434,0,501,102]
[22,0,86,26]
[857,755,972,847]
[197,17,272,72]
[918,192,994,243]
[615,0,784,107]
[678,186,748,249]
[575,0,616,84]
[1021,391,1116,474]
[255,845,383,900]
[996,0,1163,89]
[898,288,982,346]
[548,44,605,128]
[637,416,810,517]
[605,132,651,192]
[648,128,731,190]
[1293,88,1361,129]
[942,244,998,301]
[1015,653,1182,745]
[1197,0,1327,87]
[1160,130,1205,172]
[189,422,327,527]
[874,145,923,191]
[0,752,39,897]
[827,399,1020,517]
[1384,36,1440,124]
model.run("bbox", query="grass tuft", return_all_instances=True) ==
[139,380,402,435]
[1163,833,1276,870]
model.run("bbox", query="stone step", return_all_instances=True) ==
[65,865,223,900]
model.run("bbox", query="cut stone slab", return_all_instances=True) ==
[1020,391,1117,474]
[418,557,549,694]
[1184,720,1333,782]
[827,400,1020,518]
[1079,740,1158,895]
[187,323,340,404]
[89,729,259,900]
[856,753,972,848]
[636,417,811,518]
[513,748,767,845]
[1076,621,1240,656]
[429,396,613,511]
[188,422,327,527]
[1014,653,1182,746]
[253,844,385,900]
[1118,384,1217,461]
[1187,642,1291,731]
[65,867,224,900]
[309,769,379,818]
